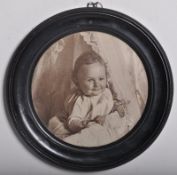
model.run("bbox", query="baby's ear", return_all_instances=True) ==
[106,77,111,88]
[106,80,109,88]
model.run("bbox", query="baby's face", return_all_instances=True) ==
[77,62,107,96]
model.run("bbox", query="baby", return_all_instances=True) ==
[48,51,125,138]
[66,52,114,132]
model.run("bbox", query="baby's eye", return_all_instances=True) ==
[99,77,105,81]
[87,79,94,82]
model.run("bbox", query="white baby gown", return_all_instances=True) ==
[48,88,128,147]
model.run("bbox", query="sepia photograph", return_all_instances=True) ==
[31,31,148,147]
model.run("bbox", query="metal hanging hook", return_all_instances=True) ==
[87,2,103,8]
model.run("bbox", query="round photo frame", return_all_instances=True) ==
[5,6,173,171]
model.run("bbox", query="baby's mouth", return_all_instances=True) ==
[92,88,102,92]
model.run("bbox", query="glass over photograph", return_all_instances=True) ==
[31,31,148,147]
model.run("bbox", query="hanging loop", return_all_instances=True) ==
[87,2,103,8]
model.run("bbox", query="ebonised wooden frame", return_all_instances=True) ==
[5,7,173,171]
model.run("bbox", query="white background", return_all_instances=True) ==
[0,0,177,174]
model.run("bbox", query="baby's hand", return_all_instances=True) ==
[68,119,86,133]
[94,115,106,125]
[117,105,125,118]
[112,99,127,118]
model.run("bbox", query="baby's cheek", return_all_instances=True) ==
[101,83,106,89]
[86,82,93,90]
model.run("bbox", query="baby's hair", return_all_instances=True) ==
[72,51,109,85]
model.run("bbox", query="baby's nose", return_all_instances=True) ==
[93,80,99,87]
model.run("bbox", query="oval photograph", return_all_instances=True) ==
[31,31,148,147]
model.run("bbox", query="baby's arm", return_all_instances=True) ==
[48,116,70,138]
[67,96,91,133]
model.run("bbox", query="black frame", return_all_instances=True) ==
[5,7,173,171]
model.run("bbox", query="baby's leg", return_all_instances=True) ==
[48,116,70,139]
